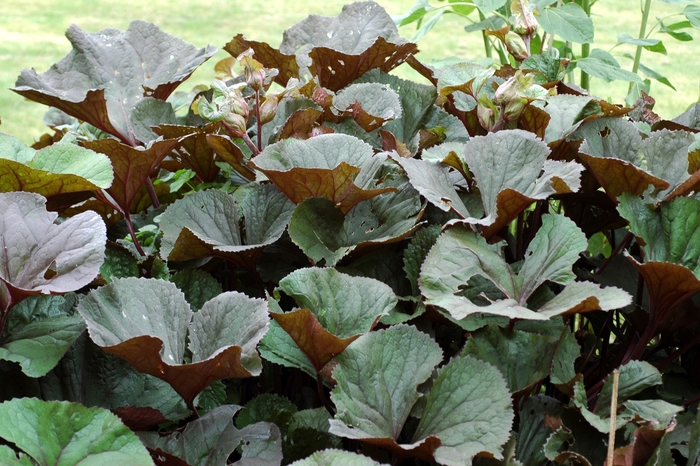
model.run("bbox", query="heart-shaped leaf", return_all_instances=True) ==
[77,277,269,405]
[419,214,631,320]
[159,185,295,270]
[13,20,216,145]
[0,398,153,466]
[224,2,417,92]
[0,192,106,301]
[251,134,394,214]
[0,134,113,197]
[270,267,396,371]
[138,404,283,466]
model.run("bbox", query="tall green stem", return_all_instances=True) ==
[580,0,591,91]
[478,10,493,59]
[629,0,653,91]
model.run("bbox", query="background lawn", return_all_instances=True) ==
[1,0,698,143]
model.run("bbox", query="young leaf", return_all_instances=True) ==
[13,21,216,145]
[0,398,153,465]
[159,186,295,270]
[271,267,396,371]
[419,215,631,320]
[412,355,513,465]
[0,134,113,197]
[329,324,443,456]
[259,319,318,377]
[225,2,417,92]
[251,134,394,214]
[138,404,283,466]
[77,277,268,405]
[0,295,85,377]
[0,192,106,299]
[170,269,223,312]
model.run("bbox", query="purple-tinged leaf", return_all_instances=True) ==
[270,267,395,372]
[251,134,394,214]
[225,2,417,92]
[13,21,216,144]
[0,192,106,298]
[159,186,294,270]
[453,130,583,239]
[77,277,269,405]
[83,137,180,214]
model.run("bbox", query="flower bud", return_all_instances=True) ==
[230,93,249,120]
[224,113,248,138]
[505,31,529,61]
[511,0,538,38]
[494,71,534,121]
[477,95,499,132]
[259,95,280,125]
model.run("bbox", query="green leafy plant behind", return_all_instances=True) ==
[0,1,698,465]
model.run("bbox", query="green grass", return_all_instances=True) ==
[1,0,698,143]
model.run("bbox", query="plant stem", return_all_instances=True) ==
[255,90,263,152]
[629,0,653,91]
[580,0,591,91]
[606,370,620,463]
[657,331,700,371]
[478,10,493,59]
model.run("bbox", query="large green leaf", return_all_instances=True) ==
[251,134,393,214]
[159,186,294,270]
[77,277,269,405]
[537,3,594,44]
[270,267,396,371]
[13,21,216,144]
[0,398,153,466]
[0,295,84,377]
[329,325,443,451]
[0,192,106,300]
[411,355,513,465]
[225,2,417,92]
[138,404,283,466]
[0,134,113,197]
[419,215,631,320]
[288,178,424,266]
[457,130,583,238]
